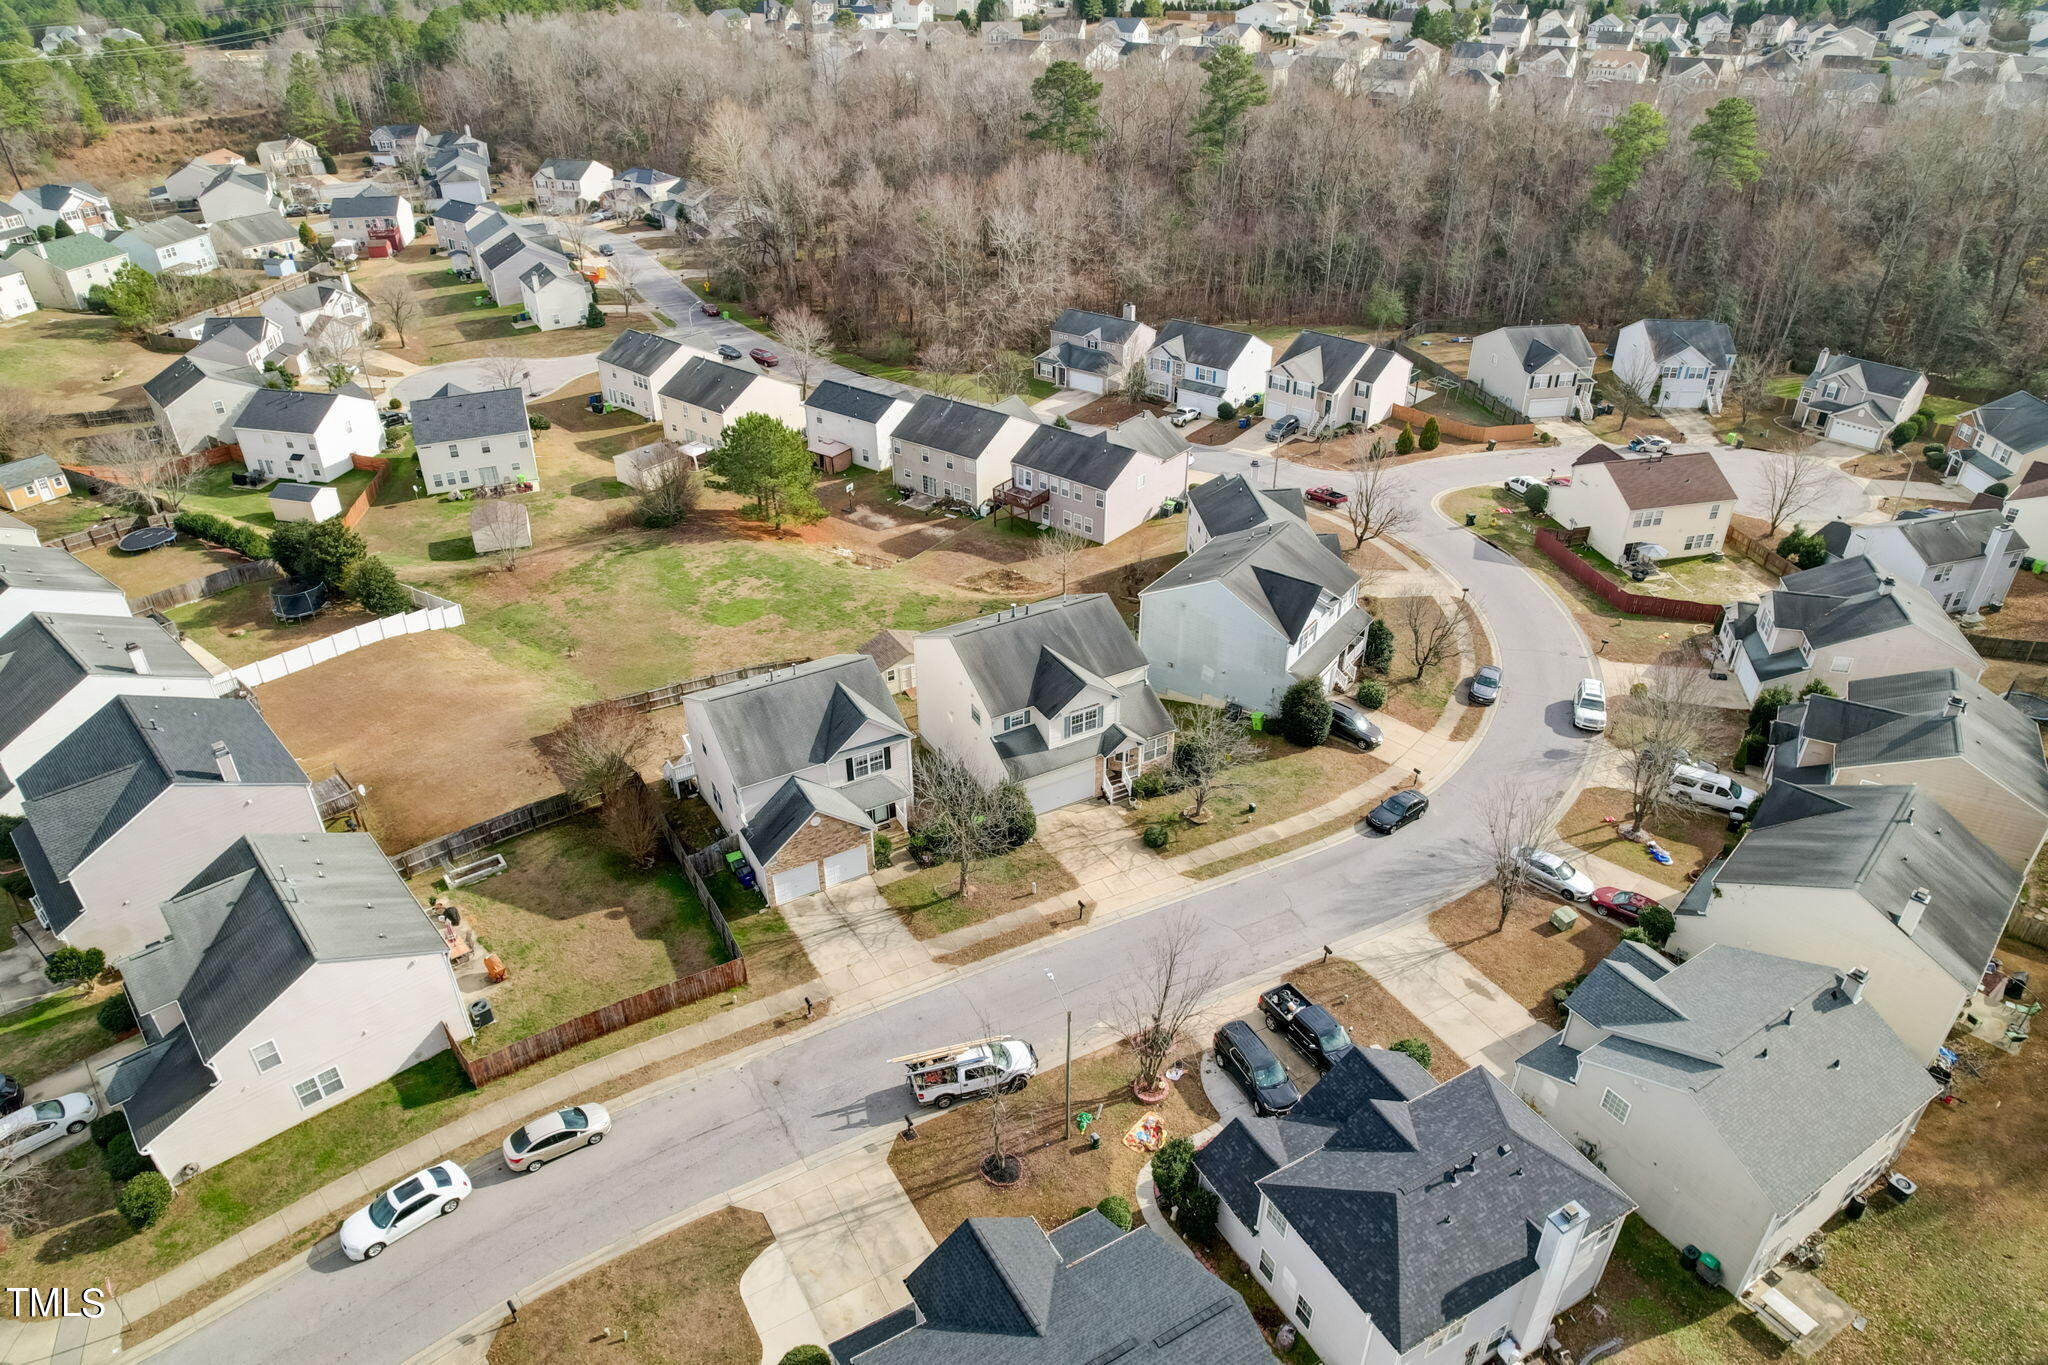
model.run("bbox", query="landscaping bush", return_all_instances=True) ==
[906,829,942,864]
[1070,1205,1093,1222]
[1132,771,1166,800]
[527,414,553,431]
[1620,926,1649,944]
[97,992,135,1035]
[1096,1195,1134,1230]
[0,813,20,862]
[0,872,28,902]
[45,946,105,989]
[1176,1183,1220,1242]
[173,511,271,562]
[1391,1037,1433,1071]
[346,555,411,615]
[1395,424,1416,455]
[1775,524,1828,570]
[1987,482,2010,499]
[1216,400,1236,421]
[1747,685,1794,736]
[777,1348,830,1365]
[1151,1137,1196,1206]
[1364,618,1395,673]
[993,782,1036,849]
[1798,678,1837,699]
[872,832,893,865]
[1053,415,1071,430]
[584,299,605,328]
[101,1131,149,1182]
[1418,416,1441,451]
[1637,905,1676,948]
[1278,678,1333,747]
[1523,482,1549,515]
[1142,819,1174,849]
[89,1113,126,1149]
[118,1172,173,1230]
[1923,444,1946,472]
[270,520,367,589]
[1354,678,1387,709]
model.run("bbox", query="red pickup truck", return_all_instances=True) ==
[1305,486,1349,508]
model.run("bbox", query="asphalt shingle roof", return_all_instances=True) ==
[1049,307,1143,346]
[233,387,354,435]
[893,394,1024,459]
[1011,424,1141,489]
[688,654,908,791]
[1145,519,1360,644]
[1810,351,1925,402]
[1154,319,1261,371]
[659,356,765,414]
[597,329,685,377]
[1571,446,1737,510]
[0,545,122,601]
[32,234,125,272]
[1188,473,1307,539]
[917,595,1149,719]
[1494,323,1595,372]
[1966,390,2048,456]
[1636,318,1736,368]
[209,211,295,251]
[1270,330,1376,390]
[806,379,908,425]
[409,385,528,444]
[0,454,62,493]
[0,613,206,753]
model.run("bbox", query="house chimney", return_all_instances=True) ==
[1836,965,1869,1004]
[1121,302,1137,322]
[1946,693,1967,718]
[1509,1202,1591,1356]
[210,740,239,784]
[1970,507,2020,613]
[125,640,151,675]
[1897,887,1931,936]
[1879,576,1896,593]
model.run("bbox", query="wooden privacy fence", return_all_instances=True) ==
[229,584,464,689]
[1723,525,1798,578]
[1967,634,2048,664]
[63,446,237,486]
[572,658,811,722]
[127,557,279,614]
[1533,529,1726,624]
[341,453,392,531]
[656,807,739,961]
[390,790,599,879]
[42,512,171,554]
[65,405,155,428]
[2006,910,2048,952]
[448,956,750,1087]
[1388,402,1535,446]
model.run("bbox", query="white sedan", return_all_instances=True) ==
[0,1093,96,1167]
[340,1161,472,1261]
[1516,847,1597,902]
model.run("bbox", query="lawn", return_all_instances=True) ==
[1556,785,1732,891]
[182,464,377,532]
[0,309,156,411]
[881,841,1076,939]
[1428,884,1621,1025]
[1126,731,1387,859]
[71,537,244,598]
[1377,595,1467,730]
[0,983,119,1086]
[487,1206,771,1365]
[6,492,119,540]
[164,579,370,667]
[1285,958,1465,1081]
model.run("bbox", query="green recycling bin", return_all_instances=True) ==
[1466,512,1477,526]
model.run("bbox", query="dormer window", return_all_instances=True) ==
[1063,705,1104,740]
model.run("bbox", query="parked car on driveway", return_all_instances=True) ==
[1469,665,1503,705]
[716,343,743,361]
[1305,486,1349,508]
[340,1162,471,1261]
[1517,846,1595,901]
[0,1093,95,1167]
[1167,406,1202,428]
[1365,788,1429,834]
[1590,887,1664,925]
[749,346,779,367]
[1504,476,1538,499]
[1669,763,1757,817]
[1213,1020,1299,1116]
[504,1103,612,1172]
[1260,984,1356,1071]
[1572,678,1607,732]
[1628,435,1671,454]
[1329,697,1382,750]
[1266,414,1301,442]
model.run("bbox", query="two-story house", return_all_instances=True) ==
[0,613,219,816]
[605,167,682,220]
[532,158,614,214]
[518,261,593,332]
[13,696,323,959]
[194,167,276,227]
[105,833,472,1181]
[143,355,267,454]
[1611,318,1736,413]
[0,546,128,635]
[1766,667,2048,875]
[161,150,247,207]
[915,594,1174,811]
[1033,306,1157,395]
[14,234,130,312]
[658,357,804,451]
[1145,320,1273,417]
[1185,471,1307,552]
[0,256,35,320]
[998,419,1189,544]
[256,136,324,181]
[260,278,371,358]
[7,182,116,238]
[889,394,1039,508]
[1263,330,1413,432]
[1548,445,1737,566]
[683,654,912,905]
[327,189,417,251]
[368,123,430,165]
[1944,390,2048,493]
[409,384,536,493]
[597,330,697,422]
[1467,324,1596,420]
[233,387,383,485]
[1141,516,1370,711]
[475,227,574,307]
[116,217,221,276]
[1194,1048,1633,1365]
[1817,507,2025,614]
[1514,943,1938,1297]
[1792,349,1928,451]
[208,210,300,266]
[805,379,914,473]
[1583,45,1652,79]
[1717,555,1981,701]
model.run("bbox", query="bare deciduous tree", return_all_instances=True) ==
[549,701,654,802]
[635,450,703,528]
[1108,911,1226,1097]
[1171,705,1262,819]
[480,356,532,397]
[1612,665,1716,834]
[1346,444,1414,549]
[1033,529,1090,594]
[1758,449,1830,535]
[775,304,831,396]
[600,780,664,868]
[472,499,528,570]
[0,1159,53,1256]
[373,285,423,350]
[911,747,1016,898]
[0,386,53,461]
[87,426,195,515]
[1391,595,1467,683]
[1608,347,1664,438]
[1120,360,1149,404]
[1468,780,1559,933]
[1726,354,1773,429]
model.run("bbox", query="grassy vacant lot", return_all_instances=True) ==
[0,983,118,1085]
[0,309,155,410]
[882,842,1076,939]
[348,246,625,366]
[1429,884,1621,1025]
[1128,732,1387,859]
[487,1206,772,1365]
[1443,486,1719,665]
[889,1042,1215,1241]
[1556,786,1731,892]
[1287,958,1464,1082]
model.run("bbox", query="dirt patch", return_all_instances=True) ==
[1429,884,1622,1025]
[1184,419,1247,446]
[1069,394,1157,427]
[1982,567,2048,637]
[963,567,1050,595]
[1556,786,1730,891]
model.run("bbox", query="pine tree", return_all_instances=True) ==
[704,413,824,532]
[1024,60,1106,155]
[1418,417,1440,450]
[1395,424,1416,455]
[1190,44,1268,167]
[283,52,331,147]
[1690,96,1765,190]
[1589,102,1667,212]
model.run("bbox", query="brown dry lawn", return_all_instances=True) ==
[1429,884,1621,1025]
[165,581,373,667]
[889,1042,1216,1241]
[1556,785,1731,891]
[882,842,1077,940]
[487,1206,772,1365]
[1378,595,1465,730]
[348,245,630,367]
[1984,566,2048,637]
[72,538,245,598]
[1126,733,1387,857]
[1287,958,1465,1081]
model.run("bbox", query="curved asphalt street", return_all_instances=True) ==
[142,300,1877,1365]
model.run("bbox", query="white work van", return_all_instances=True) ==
[894,1037,1038,1109]
[1669,763,1757,816]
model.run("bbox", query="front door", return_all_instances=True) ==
[478,465,499,487]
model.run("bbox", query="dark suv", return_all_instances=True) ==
[1213,1020,1299,1116]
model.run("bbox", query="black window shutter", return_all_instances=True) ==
[883,746,893,770]
[845,757,855,782]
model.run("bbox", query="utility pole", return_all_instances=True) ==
[1064,1009,1073,1145]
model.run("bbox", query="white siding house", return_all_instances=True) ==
[659,358,805,449]
[805,379,913,472]
[1145,320,1272,417]
[1467,324,1596,420]
[1611,318,1737,413]
[0,547,130,636]
[532,158,613,214]
[233,388,383,484]
[116,217,221,276]
[409,385,536,493]
[1263,330,1412,431]
[597,330,696,422]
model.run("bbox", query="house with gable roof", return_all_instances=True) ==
[1145,320,1273,417]
[1611,318,1736,413]
[0,546,128,635]
[1263,330,1412,432]
[1467,324,1596,420]
[1033,306,1156,395]
[597,329,697,422]
[1817,506,2025,613]
[1547,444,1737,565]
[999,419,1189,544]
[805,379,915,473]
[533,158,613,215]
[1944,390,2048,492]
[1791,349,1928,451]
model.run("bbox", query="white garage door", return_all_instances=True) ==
[1028,765,1098,813]
[1830,419,1882,449]
[822,844,869,889]
[1526,393,1572,419]
[771,861,820,904]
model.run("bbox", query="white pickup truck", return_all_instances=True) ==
[893,1037,1038,1109]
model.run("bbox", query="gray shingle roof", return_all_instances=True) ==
[659,356,765,414]
[1965,390,2048,456]
[1188,473,1307,539]
[1493,323,1595,372]
[0,545,122,600]
[1193,1050,1632,1353]
[409,385,528,444]
[1145,519,1360,643]
[1758,555,1965,651]
[743,774,891,862]
[1810,351,1924,402]
[1154,319,1261,370]
[106,1024,211,1147]
[0,454,62,493]
[806,379,907,425]
[893,394,1024,459]
[0,613,207,753]
[1533,943,1940,1211]
[918,595,1149,718]
[120,217,212,249]
[1636,318,1736,368]
[233,387,353,436]
[268,482,326,503]
[1891,506,2029,564]
[831,1215,1272,1365]
[1011,424,1140,489]
[1049,307,1142,346]
[1271,329,1375,390]
[597,329,685,377]
[208,211,295,251]
[143,355,264,408]
[329,193,402,219]
[537,157,602,180]
[690,654,907,791]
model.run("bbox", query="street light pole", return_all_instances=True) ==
[1048,969,1072,1148]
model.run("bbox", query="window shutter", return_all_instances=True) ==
[845,757,855,782]
[882,746,893,770]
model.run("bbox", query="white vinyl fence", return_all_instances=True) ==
[229,586,464,689]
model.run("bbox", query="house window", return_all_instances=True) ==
[1142,735,1170,762]
[1629,509,1664,528]
[1708,503,1721,520]
[1063,705,1103,740]
[1001,711,1032,732]
[446,445,459,459]
[847,747,892,780]
[1601,1087,1631,1123]
[294,1067,345,1108]
[212,399,227,414]
[1683,533,1715,552]
[1424,1318,1466,1350]
[1258,1250,1274,1281]
[1263,1197,1288,1237]
[250,1041,281,1072]
[1294,1297,1313,1328]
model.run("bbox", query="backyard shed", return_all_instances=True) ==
[470,501,532,554]
[0,455,72,513]
[268,481,342,523]
[611,439,706,491]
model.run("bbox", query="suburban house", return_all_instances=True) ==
[1145,320,1273,417]
[1185,471,1307,553]
[105,832,472,1181]
[12,695,323,959]
[1468,324,1596,420]
[1766,668,2048,875]
[259,277,371,356]
[0,455,70,514]
[683,654,912,905]
[1000,420,1189,544]
[422,131,492,204]
[597,330,696,422]
[0,547,128,635]
[1675,781,2017,1059]
[161,150,246,206]
[0,257,35,319]
[859,628,917,694]
[889,394,1039,508]
[1034,306,1157,395]
[1514,942,1939,1296]
[256,136,324,180]
[430,199,495,256]
[0,511,35,547]
[1748,12,1797,46]
[1193,1048,1633,1365]
[0,613,219,816]
[1263,330,1413,431]
[518,261,593,331]
[189,314,288,370]
[327,190,417,252]
[826,1213,1273,1365]
[116,217,221,276]
[805,379,913,473]
[1717,556,1982,702]
[1547,445,1737,565]
[369,123,429,164]
[208,210,300,265]
[658,358,804,452]
[194,167,276,227]
[1792,349,1928,451]
[1583,45,1652,79]
[143,356,266,454]
[532,158,613,214]
[409,385,536,493]
[474,225,575,306]
[1142,515,1369,710]
[7,182,116,237]
[914,594,1174,811]
[12,235,130,311]
[605,167,682,219]
[1944,390,2048,492]
[1817,507,2025,614]
[1611,318,1736,412]
[233,387,383,485]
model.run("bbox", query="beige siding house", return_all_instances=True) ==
[1000,417,1188,544]
[889,394,1038,508]
[1466,324,1596,420]
[658,358,804,450]
[1547,445,1736,565]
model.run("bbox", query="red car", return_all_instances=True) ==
[749,347,780,367]
[698,302,721,318]
[1590,887,1663,925]
[1305,487,1349,508]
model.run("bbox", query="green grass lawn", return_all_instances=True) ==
[1128,727,1386,859]
[7,493,117,540]
[0,984,119,1085]
[183,464,378,533]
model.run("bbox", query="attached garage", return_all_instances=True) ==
[822,843,869,888]
[1025,762,1099,813]
[1525,392,1573,419]
[1825,417,1884,451]
[771,861,820,904]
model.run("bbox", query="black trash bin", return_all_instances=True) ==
[1679,1245,1701,1274]
[1844,1195,1868,1221]
[1465,512,1477,526]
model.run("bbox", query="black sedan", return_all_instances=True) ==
[1469,664,1503,706]
[716,343,744,361]
[1366,788,1429,835]
[0,1074,20,1117]
[1213,1021,1299,1117]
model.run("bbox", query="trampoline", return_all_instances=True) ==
[116,526,177,554]
[271,579,329,622]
